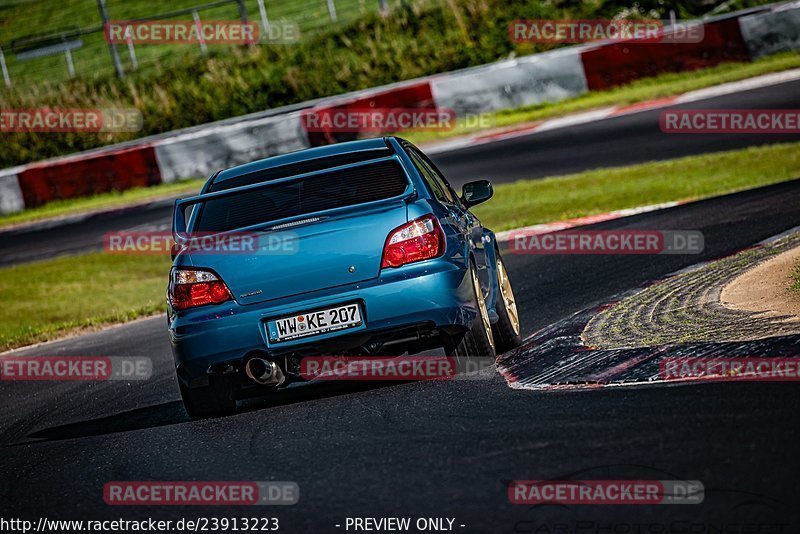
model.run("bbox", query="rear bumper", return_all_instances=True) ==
[169,259,475,387]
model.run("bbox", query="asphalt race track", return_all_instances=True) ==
[2,78,800,267]
[3,178,800,530]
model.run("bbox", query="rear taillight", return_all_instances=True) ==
[169,269,233,310]
[381,215,445,269]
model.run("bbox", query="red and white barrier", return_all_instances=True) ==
[16,145,161,209]
[579,17,751,91]
[0,168,25,214]
[301,81,436,147]
[739,1,800,59]
[430,48,588,116]
[153,111,309,183]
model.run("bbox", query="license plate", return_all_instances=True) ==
[268,303,362,342]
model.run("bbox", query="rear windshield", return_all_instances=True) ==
[209,148,393,192]
[194,159,409,232]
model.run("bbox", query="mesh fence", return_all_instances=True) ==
[0,0,397,88]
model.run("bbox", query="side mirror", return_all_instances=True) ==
[461,180,493,207]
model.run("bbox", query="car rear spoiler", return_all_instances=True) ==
[172,154,415,243]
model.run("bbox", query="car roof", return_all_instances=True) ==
[211,137,398,186]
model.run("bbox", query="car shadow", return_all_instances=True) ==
[14,381,403,446]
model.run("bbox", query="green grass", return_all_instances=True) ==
[403,52,800,145]
[0,252,170,350]
[0,178,204,228]
[2,141,799,352]
[792,261,800,293]
[472,142,800,232]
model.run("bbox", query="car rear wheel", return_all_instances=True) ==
[449,263,496,360]
[179,377,236,419]
[492,252,522,352]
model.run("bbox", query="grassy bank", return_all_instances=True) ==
[2,141,800,351]
[472,142,800,231]
[0,253,169,351]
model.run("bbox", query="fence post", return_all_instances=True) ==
[379,0,389,13]
[0,47,10,88]
[97,0,124,78]
[234,0,255,47]
[192,10,208,55]
[235,0,249,24]
[257,0,270,42]
[126,32,138,70]
[327,0,338,22]
[65,48,76,78]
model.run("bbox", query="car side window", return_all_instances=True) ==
[416,150,462,207]
[407,148,457,205]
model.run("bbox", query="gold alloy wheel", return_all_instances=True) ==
[497,257,520,336]
[472,267,495,351]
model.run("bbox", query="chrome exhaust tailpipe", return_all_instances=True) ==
[245,358,286,387]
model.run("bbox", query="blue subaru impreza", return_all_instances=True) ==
[168,137,520,417]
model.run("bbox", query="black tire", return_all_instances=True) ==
[179,378,236,419]
[492,251,522,353]
[449,262,496,360]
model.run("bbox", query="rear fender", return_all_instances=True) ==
[406,199,470,271]
[482,232,500,322]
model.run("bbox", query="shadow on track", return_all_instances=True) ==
[16,381,406,445]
